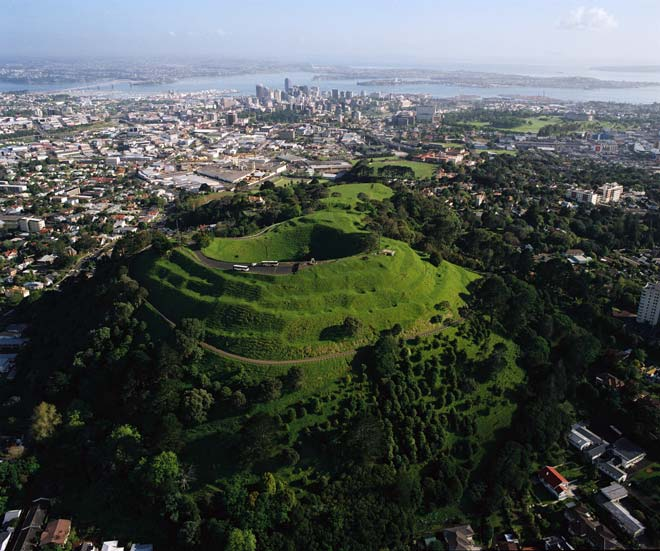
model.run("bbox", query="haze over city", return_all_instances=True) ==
[2,0,660,67]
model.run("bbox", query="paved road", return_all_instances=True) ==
[192,250,322,276]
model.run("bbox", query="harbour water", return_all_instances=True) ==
[2,67,660,104]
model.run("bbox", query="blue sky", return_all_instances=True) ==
[2,0,659,66]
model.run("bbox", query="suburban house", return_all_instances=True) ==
[567,422,646,482]
[4,498,50,551]
[610,438,646,469]
[538,466,573,500]
[495,533,521,551]
[597,460,628,483]
[442,525,481,551]
[40,519,71,547]
[568,422,607,451]
[565,505,622,550]
[597,483,645,539]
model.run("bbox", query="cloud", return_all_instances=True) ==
[559,6,618,30]
[216,28,227,37]
[168,31,177,37]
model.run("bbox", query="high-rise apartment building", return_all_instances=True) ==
[637,282,660,325]
[599,182,624,203]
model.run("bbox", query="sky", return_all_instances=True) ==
[1,0,660,68]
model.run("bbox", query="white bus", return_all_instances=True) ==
[260,260,280,267]
[233,264,250,272]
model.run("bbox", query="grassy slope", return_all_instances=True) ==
[134,239,477,359]
[202,183,393,263]
[631,461,660,506]
[183,351,354,481]
[202,211,367,263]
[177,324,523,491]
[368,159,439,179]
[457,116,563,134]
[323,182,394,208]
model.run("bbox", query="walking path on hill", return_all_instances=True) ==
[145,300,456,366]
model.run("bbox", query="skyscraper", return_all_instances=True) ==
[284,78,291,92]
[256,84,270,100]
[637,282,660,325]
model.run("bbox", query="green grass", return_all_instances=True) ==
[272,176,327,188]
[203,184,393,263]
[484,149,517,156]
[350,155,398,165]
[455,116,563,134]
[189,191,232,208]
[501,116,562,133]
[133,240,477,360]
[181,352,355,483]
[631,462,660,505]
[436,142,465,149]
[202,211,369,263]
[136,301,173,341]
[367,159,439,179]
[438,328,522,445]
[323,182,393,208]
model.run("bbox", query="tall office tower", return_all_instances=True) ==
[284,78,291,92]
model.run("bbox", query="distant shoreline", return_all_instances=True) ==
[316,70,660,90]
[593,65,660,73]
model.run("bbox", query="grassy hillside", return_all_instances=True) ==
[133,239,477,360]
[202,211,369,263]
[133,181,479,360]
[457,116,563,134]
[171,321,523,491]
[368,159,439,179]
[202,184,394,263]
[322,182,394,208]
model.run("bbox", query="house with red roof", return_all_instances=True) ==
[538,466,572,500]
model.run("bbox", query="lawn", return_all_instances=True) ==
[455,116,563,134]
[189,191,232,208]
[203,184,393,263]
[202,210,369,263]
[501,116,562,133]
[368,159,439,179]
[272,176,318,188]
[631,462,660,506]
[323,182,393,208]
